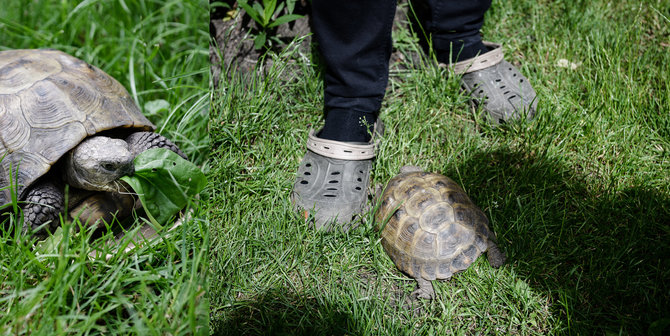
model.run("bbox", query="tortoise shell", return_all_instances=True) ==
[0,49,154,206]
[375,170,496,281]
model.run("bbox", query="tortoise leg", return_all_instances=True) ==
[22,181,64,234]
[411,278,435,300]
[486,239,506,268]
[69,192,139,230]
[125,131,187,160]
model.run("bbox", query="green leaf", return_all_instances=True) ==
[285,0,296,14]
[262,0,276,25]
[121,148,206,225]
[143,99,170,117]
[34,226,64,255]
[209,1,231,10]
[272,1,284,20]
[254,31,267,50]
[237,0,262,26]
[267,14,303,28]
[252,2,268,26]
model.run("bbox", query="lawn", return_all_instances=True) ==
[0,0,209,334]
[209,0,669,335]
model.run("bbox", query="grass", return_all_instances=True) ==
[209,0,669,334]
[0,0,209,334]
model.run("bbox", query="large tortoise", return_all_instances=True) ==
[0,49,185,233]
[375,166,505,299]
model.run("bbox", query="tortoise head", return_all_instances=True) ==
[64,136,134,192]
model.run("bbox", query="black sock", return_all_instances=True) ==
[442,40,490,63]
[318,109,376,143]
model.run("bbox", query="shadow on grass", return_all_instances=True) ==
[211,288,360,336]
[445,146,670,334]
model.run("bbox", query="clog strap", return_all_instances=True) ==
[306,122,382,160]
[444,41,504,75]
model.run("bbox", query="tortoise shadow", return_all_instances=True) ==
[210,287,360,336]
[443,147,670,334]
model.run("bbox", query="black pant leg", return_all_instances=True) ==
[311,0,397,142]
[412,0,491,63]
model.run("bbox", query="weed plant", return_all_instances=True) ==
[209,0,669,334]
[236,0,304,50]
[0,0,209,334]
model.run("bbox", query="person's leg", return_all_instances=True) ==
[415,0,491,63]
[292,0,396,230]
[416,0,538,125]
[311,0,396,142]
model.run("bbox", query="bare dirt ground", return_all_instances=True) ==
[209,1,312,88]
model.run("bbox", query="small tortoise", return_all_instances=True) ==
[375,166,505,299]
[0,49,185,233]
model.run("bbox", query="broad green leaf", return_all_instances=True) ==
[121,148,206,225]
[143,99,170,117]
[254,31,267,50]
[34,226,64,255]
[267,14,303,28]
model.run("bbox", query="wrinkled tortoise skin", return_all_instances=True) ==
[0,49,154,206]
[376,171,501,282]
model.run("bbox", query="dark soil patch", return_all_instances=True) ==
[209,0,313,88]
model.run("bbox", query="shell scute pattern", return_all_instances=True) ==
[0,49,154,205]
[0,53,62,96]
[438,261,453,279]
[0,94,29,151]
[377,171,496,281]
[20,79,85,128]
[420,204,453,233]
[23,122,88,163]
[412,230,436,259]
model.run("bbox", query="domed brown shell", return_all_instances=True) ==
[376,171,495,281]
[0,49,154,206]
